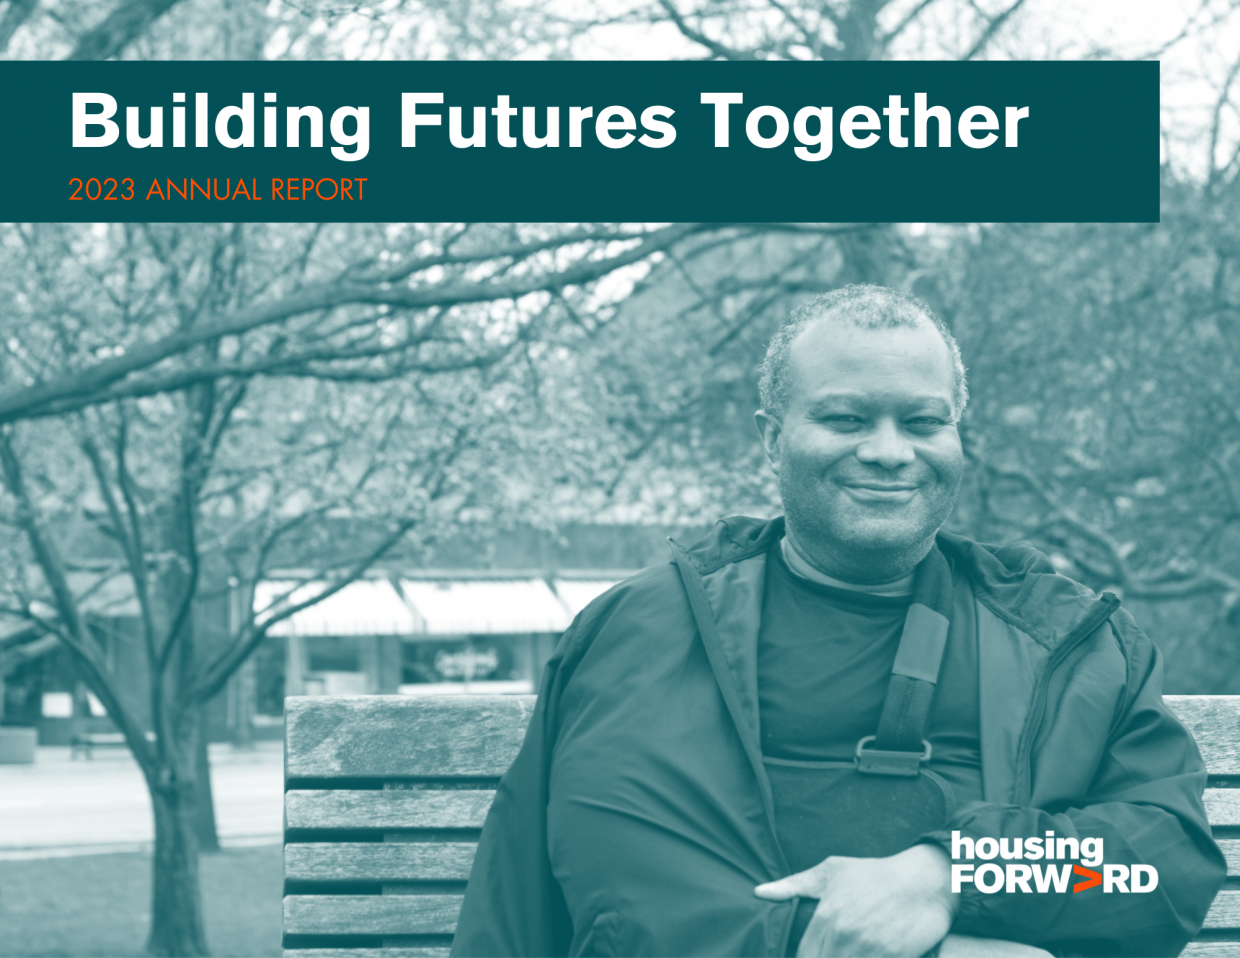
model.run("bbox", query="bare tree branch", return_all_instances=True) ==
[0,632,57,676]
[879,0,940,51]
[188,517,417,703]
[0,0,37,54]
[763,0,824,57]
[1207,51,1240,190]
[1136,0,1230,61]
[66,0,185,60]
[0,428,157,773]
[13,339,514,420]
[78,425,160,681]
[0,223,709,426]
[0,620,42,652]
[962,0,1027,60]
[656,0,757,59]
[983,459,1240,600]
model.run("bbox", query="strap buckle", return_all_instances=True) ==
[854,735,933,777]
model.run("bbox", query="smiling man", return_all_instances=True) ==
[754,293,966,585]
[452,285,1224,958]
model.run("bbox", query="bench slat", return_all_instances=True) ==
[281,839,1240,888]
[284,696,1231,780]
[285,695,534,780]
[284,895,462,936]
[1204,889,1240,930]
[1219,839,1240,878]
[286,843,476,882]
[286,791,494,831]
[1207,791,1240,829]
[284,891,1240,940]
[283,951,449,958]
[1182,945,1240,957]
[1165,696,1240,777]
[285,784,1240,838]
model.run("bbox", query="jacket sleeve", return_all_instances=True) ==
[922,621,1226,957]
[450,626,578,957]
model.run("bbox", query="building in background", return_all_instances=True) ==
[253,572,616,698]
[1,523,708,745]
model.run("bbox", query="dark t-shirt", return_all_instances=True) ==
[757,545,984,806]
[758,546,984,954]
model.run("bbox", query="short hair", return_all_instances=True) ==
[758,284,969,421]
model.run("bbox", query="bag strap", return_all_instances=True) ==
[856,547,952,777]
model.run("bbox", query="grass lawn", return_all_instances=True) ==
[0,845,282,957]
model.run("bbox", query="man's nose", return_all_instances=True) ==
[855,418,916,469]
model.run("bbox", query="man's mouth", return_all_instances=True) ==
[840,482,920,502]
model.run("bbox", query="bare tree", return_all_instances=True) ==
[66,0,189,59]
[642,0,1029,61]
[0,220,713,956]
[924,204,1240,689]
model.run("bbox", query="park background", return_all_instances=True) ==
[2,0,1240,955]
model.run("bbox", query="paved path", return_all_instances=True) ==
[0,742,283,858]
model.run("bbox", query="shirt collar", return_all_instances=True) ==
[779,535,915,598]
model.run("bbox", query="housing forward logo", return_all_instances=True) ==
[950,831,1159,894]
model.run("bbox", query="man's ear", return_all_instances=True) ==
[754,409,783,475]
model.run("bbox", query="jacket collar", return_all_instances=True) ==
[674,515,1119,653]
[670,515,1122,807]
[673,515,786,577]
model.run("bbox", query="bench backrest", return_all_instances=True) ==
[283,694,1240,958]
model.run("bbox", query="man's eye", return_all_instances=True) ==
[906,418,946,432]
[820,415,865,429]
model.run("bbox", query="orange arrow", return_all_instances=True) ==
[1073,865,1102,893]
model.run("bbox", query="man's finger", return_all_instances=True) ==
[754,868,826,900]
[753,877,799,900]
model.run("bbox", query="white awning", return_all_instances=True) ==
[254,579,418,637]
[253,576,621,638]
[551,579,620,616]
[400,578,572,635]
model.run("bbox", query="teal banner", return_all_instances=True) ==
[0,60,1158,222]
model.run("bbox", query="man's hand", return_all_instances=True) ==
[754,844,958,957]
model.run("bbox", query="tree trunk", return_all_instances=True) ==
[192,708,219,851]
[146,776,209,957]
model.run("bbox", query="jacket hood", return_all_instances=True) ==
[673,515,1120,651]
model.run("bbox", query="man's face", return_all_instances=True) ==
[756,315,964,574]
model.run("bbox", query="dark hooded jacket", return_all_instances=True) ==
[451,517,1224,957]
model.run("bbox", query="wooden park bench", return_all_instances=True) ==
[70,730,129,759]
[282,694,1240,958]
[70,728,157,759]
